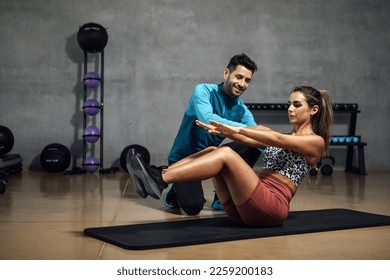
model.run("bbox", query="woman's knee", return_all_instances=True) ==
[218,146,234,154]
[218,146,240,161]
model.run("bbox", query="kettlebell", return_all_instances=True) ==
[318,156,336,176]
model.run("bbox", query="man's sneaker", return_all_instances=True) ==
[211,192,223,210]
[126,149,148,198]
[163,184,179,209]
[129,152,167,199]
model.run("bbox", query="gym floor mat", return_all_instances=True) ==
[84,208,390,250]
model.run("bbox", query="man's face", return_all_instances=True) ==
[222,65,253,98]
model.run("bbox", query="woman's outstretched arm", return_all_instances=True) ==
[195,120,267,148]
[209,120,324,165]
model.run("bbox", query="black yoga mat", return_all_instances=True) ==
[84,208,390,250]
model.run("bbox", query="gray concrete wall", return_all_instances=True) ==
[1,0,389,171]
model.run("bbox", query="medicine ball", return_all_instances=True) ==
[83,72,101,89]
[120,144,151,172]
[83,99,101,116]
[0,125,14,156]
[77,22,108,53]
[40,143,71,173]
[82,156,100,173]
[83,125,100,143]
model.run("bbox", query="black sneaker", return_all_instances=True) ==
[163,184,180,209]
[129,152,167,199]
[126,149,148,198]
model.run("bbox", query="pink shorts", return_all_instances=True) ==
[222,175,294,227]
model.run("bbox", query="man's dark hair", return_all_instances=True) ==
[227,53,258,73]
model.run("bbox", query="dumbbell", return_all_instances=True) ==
[309,167,319,176]
[318,156,336,176]
[309,161,321,176]
[351,136,360,143]
[332,103,359,111]
[331,136,361,144]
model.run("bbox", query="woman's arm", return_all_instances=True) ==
[195,120,267,148]
[209,120,324,164]
[248,125,272,131]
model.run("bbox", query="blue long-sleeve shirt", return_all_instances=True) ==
[168,83,256,162]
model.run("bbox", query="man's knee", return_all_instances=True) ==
[179,200,205,215]
[174,181,205,215]
[177,190,205,215]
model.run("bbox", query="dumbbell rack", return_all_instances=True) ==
[328,105,367,175]
[246,103,367,175]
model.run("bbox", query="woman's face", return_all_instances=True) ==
[287,91,316,125]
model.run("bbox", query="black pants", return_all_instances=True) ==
[169,142,261,215]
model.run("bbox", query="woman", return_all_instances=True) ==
[127,86,333,227]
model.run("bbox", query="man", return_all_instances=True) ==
[165,53,261,215]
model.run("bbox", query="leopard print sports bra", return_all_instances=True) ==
[263,146,311,187]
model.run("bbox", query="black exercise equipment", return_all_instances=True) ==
[0,154,22,194]
[310,156,336,176]
[246,103,359,112]
[332,103,359,111]
[40,143,71,173]
[0,126,22,194]
[120,144,151,172]
[0,154,23,175]
[68,22,116,175]
[319,156,336,176]
[80,23,116,174]
[0,125,14,156]
[84,209,390,250]
[246,103,289,110]
[77,22,108,53]
[0,170,8,194]
[309,166,319,176]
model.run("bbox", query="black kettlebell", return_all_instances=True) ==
[319,156,336,176]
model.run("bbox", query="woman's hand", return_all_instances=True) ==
[209,120,241,136]
[196,120,242,136]
[195,120,221,135]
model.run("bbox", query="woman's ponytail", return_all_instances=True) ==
[318,90,334,156]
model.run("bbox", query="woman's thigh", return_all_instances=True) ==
[216,146,260,205]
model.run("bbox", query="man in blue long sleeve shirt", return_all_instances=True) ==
[166,53,261,215]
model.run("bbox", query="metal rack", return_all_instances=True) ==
[82,50,117,174]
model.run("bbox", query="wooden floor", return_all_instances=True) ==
[0,169,389,260]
